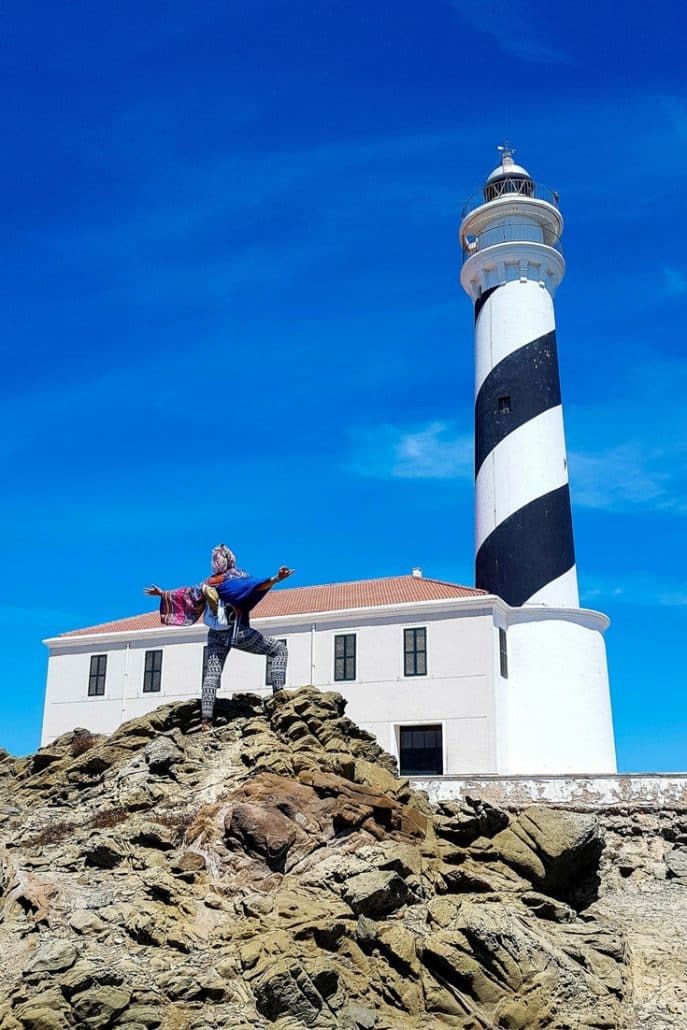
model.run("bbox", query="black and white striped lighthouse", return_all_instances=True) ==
[460,146,579,608]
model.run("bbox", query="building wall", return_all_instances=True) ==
[493,611,616,774]
[42,600,616,777]
[42,605,497,774]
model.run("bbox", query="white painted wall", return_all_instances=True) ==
[493,608,616,774]
[42,601,497,774]
[42,597,616,777]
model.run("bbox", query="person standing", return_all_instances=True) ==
[145,544,294,729]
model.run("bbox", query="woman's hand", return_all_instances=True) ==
[276,567,295,581]
[144,584,163,596]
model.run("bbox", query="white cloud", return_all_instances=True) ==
[566,352,687,516]
[582,574,687,609]
[448,0,575,65]
[568,443,678,513]
[663,265,687,297]
[348,420,473,480]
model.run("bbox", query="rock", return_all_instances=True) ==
[173,851,207,874]
[0,688,637,1028]
[442,857,530,895]
[253,960,323,1025]
[70,986,131,1028]
[493,805,603,900]
[376,923,418,974]
[666,846,687,881]
[130,822,177,850]
[242,892,275,917]
[342,870,410,918]
[520,890,576,922]
[27,940,77,973]
[69,909,107,934]
[143,738,182,776]
[345,1003,377,1028]
[13,989,70,1030]
[435,796,509,845]
[82,834,127,869]
[29,751,64,774]
[56,960,96,998]
[116,1007,162,1027]
[225,801,303,872]
[124,905,168,947]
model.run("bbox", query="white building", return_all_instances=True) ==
[42,573,616,775]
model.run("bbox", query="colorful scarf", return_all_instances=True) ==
[159,585,205,627]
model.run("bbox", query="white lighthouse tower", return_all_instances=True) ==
[459,146,617,773]
[460,145,578,608]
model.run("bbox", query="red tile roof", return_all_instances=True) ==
[58,576,487,638]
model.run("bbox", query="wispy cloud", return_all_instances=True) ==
[567,352,687,515]
[568,443,680,513]
[348,420,473,480]
[448,0,575,65]
[582,574,687,609]
[663,265,687,297]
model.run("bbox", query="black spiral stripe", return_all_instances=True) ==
[475,484,576,606]
[475,330,561,475]
[474,309,575,605]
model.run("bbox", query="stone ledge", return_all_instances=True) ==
[411,774,687,810]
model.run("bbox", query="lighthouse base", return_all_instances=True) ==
[493,607,617,775]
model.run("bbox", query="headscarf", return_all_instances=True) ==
[211,544,236,575]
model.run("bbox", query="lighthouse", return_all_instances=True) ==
[460,146,578,608]
[457,146,617,774]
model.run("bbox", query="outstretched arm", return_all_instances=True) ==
[257,566,295,592]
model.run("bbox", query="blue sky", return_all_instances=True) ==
[1,0,686,769]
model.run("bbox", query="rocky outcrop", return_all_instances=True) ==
[0,689,630,1027]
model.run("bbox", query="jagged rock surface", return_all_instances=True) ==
[0,689,628,1028]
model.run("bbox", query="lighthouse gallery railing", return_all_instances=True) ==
[461,224,563,263]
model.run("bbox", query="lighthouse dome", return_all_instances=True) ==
[485,160,531,183]
[483,146,534,202]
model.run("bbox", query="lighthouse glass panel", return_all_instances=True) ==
[334,634,356,681]
[404,628,427,676]
[399,725,443,775]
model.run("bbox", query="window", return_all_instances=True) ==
[498,395,511,414]
[88,655,107,697]
[499,628,508,679]
[143,649,163,693]
[201,645,208,685]
[266,639,287,686]
[334,634,356,681]
[399,725,443,775]
[404,627,427,676]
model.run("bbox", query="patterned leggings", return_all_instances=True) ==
[201,627,288,720]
